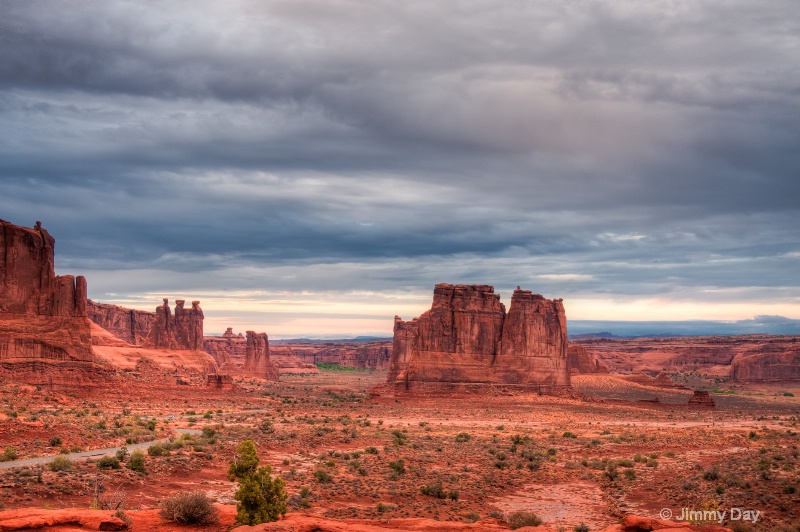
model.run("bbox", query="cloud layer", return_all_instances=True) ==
[1,1,798,335]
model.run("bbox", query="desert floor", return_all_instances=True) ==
[1,370,799,530]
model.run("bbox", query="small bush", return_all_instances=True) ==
[703,466,720,481]
[364,446,379,454]
[377,502,396,513]
[1,447,18,462]
[508,511,543,529]
[159,491,219,525]
[49,436,62,447]
[97,456,121,470]
[562,432,577,438]
[49,455,72,472]
[128,449,146,473]
[314,469,333,483]
[455,432,471,443]
[420,482,447,498]
[389,459,406,475]
[148,443,169,456]
[575,523,590,532]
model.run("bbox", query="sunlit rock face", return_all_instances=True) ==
[244,331,279,381]
[567,344,609,374]
[389,284,570,392]
[0,219,101,387]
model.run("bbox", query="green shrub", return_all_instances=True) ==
[128,450,146,473]
[97,456,121,470]
[49,436,62,447]
[159,491,219,525]
[508,511,543,529]
[228,440,287,525]
[364,446,379,454]
[420,482,447,498]
[455,432,471,442]
[49,455,72,472]
[1,447,18,462]
[314,469,333,483]
[389,459,406,475]
[148,443,169,457]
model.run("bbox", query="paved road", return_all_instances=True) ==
[0,428,201,470]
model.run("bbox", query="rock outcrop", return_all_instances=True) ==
[0,219,106,387]
[87,300,155,346]
[388,284,570,392]
[144,299,204,350]
[288,341,391,370]
[244,331,279,380]
[730,346,800,382]
[568,344,609,374]
[204,328,314,375]
[687,390,716,407]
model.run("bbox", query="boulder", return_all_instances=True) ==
[389,284,570,392]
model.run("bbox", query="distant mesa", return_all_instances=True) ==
[730,347,800,382]
[204,329,315,376]
[388,283,571,393]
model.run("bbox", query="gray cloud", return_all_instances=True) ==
[1,0,799,331]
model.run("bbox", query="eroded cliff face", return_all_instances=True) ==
[144,299,204,350]
[244,331,279,380]
[87,300,155,346]
[567,344,610,374]
[0,219,100,387]
[389,284,570,392]
[731,348,800,382]
[287,341,390,370]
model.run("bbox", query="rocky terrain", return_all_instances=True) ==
[285,340,391,370]
[389,284,570,392]
[2,219,800,531]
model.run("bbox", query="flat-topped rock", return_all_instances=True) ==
[389,284,570,392]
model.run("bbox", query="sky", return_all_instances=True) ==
[1,0,799,338]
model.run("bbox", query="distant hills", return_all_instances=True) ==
[568,315,800,338]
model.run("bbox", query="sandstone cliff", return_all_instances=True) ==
[87,300,155,345]
[243,331,279,380]
[287,341,391,370]
[389,284,570,392]
[204,328,313,375]
[144,299,204,350]
[730,346,800,382]
[567,344,610,374]
[0,219,104,387]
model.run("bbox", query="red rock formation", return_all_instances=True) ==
[730,345,800,382]
[0,219,104,387]
[287,341,391,370]
[244,331,279,380]
[144,298,204,350]
[389,284,570,392]
[568,344,609,374]
[687,390,716,407]
[269,345,319,373]
[87,299,155,345]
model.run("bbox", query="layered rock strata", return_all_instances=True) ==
[687,390,716,407]
[244,331,279,380]
[389,284,570,392]
[87,300,155,346]
[144,299,204,350]
[567,344,609,374]
[0,219,105,387]
[730,345,800,382]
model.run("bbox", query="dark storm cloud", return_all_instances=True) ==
[1,0,799,322]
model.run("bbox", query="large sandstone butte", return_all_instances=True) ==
[388,284,570,392]
[0,219,108,387]
[730,346,800,382]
